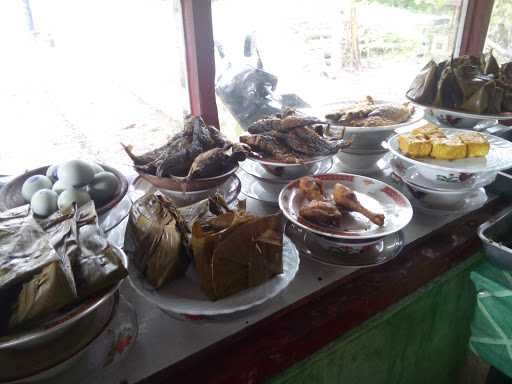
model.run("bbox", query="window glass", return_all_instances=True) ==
[0,0,188,175]
[212,0,463,137]
[484,0,512,63]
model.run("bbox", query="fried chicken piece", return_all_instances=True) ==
[299,200,343,226]
[333,183,385,226]
[298,177,325,201]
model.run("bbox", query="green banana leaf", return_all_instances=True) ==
[407,60,437,104]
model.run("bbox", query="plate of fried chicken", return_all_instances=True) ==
[279,174,413,240]
[240,109,351,171]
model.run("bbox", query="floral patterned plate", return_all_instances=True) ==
[279,173,413,240]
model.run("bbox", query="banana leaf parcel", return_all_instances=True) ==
[0,202,127,334]
[192,212,283,300]
[126,193,190,288]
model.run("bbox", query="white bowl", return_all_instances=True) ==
[402,180,471,210]
[336,149,387,172]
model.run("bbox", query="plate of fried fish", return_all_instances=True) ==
[123,115,248,191]
[240,109,350,160]
[240,109,350,178]
[279,175,412,240]
[322,96,422,131]
[388,124,512,175]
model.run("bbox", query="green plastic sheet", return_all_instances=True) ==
[470,261,512,378]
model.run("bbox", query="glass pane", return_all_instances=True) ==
[0,0,189,175]
[484,0,512,63]
[212,0,463,137]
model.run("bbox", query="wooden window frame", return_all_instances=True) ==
[182,0,496,128]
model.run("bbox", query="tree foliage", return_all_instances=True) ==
[357,0,456,14]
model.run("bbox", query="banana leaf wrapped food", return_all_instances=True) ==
[408,53,512,114]
[126,193,191,288]
[407,60,438,104]
[0,207,76,332]
[192,209,283,301]
[0,202,127,335]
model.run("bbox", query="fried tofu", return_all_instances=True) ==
[456,132,490,157]
[430,137,467,160]
[411,123,446,139]
[399,134,432,158]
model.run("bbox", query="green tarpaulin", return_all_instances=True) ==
[470,261,512,379]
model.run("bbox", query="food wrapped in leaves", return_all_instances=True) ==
[484,51,500,77]
[126,193,190,288]
[407,60,438,104]
[40,202,127,300]
[0,202,126,334]
[433,64,464,109]
[408,54,512,114]
[191,211,283,300]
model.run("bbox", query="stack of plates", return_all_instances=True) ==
[387,128,512,214]
[239,157,334,204]
[279,174,413,267]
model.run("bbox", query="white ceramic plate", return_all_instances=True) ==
[279,173,413,240]
[127,236,299,318]
[387,128,512,174]
[240,158,334,184]
[129,175,241,207]
[305,99,424,132]
[389,156,497,193]
[405,92,512,121]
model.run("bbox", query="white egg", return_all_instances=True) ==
[21,175,53,202]
[45,164,59,183]
[57,189,91,210]
[88,171,118,203]
[58,160,95,187]
[52,179,74,195]
[31,189,58,217]
[90,162,104,174]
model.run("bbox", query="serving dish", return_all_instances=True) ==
[335,148,389,173]
[248,154,333,179]
[424,108,498,130]
[0,164,128,215]
[138,164,239,192]
[479,208,512,270]
[279,173,413,240]
[286,223,404,267]
[387,128,512,184]
[389,156,497,192]
[406,91,512,121]
[240,157,334,183]
[0,246,128,349]
[127,236,299,319]
[130,174,241,207]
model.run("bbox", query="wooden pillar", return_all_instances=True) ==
[181,0,220,128]
[458,0,495,56]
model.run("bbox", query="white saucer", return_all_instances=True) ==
[240,158,334,184]
[130,175,241,207]
[285,223,404,267]
[404,187,488,216]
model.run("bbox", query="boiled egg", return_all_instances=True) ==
[31,189,58,217]
[57,189,91,210]
[88,171,118,203]
[58,160,95,187]
[22,175,53,202]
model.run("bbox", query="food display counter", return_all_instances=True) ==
[29,165,511,384]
